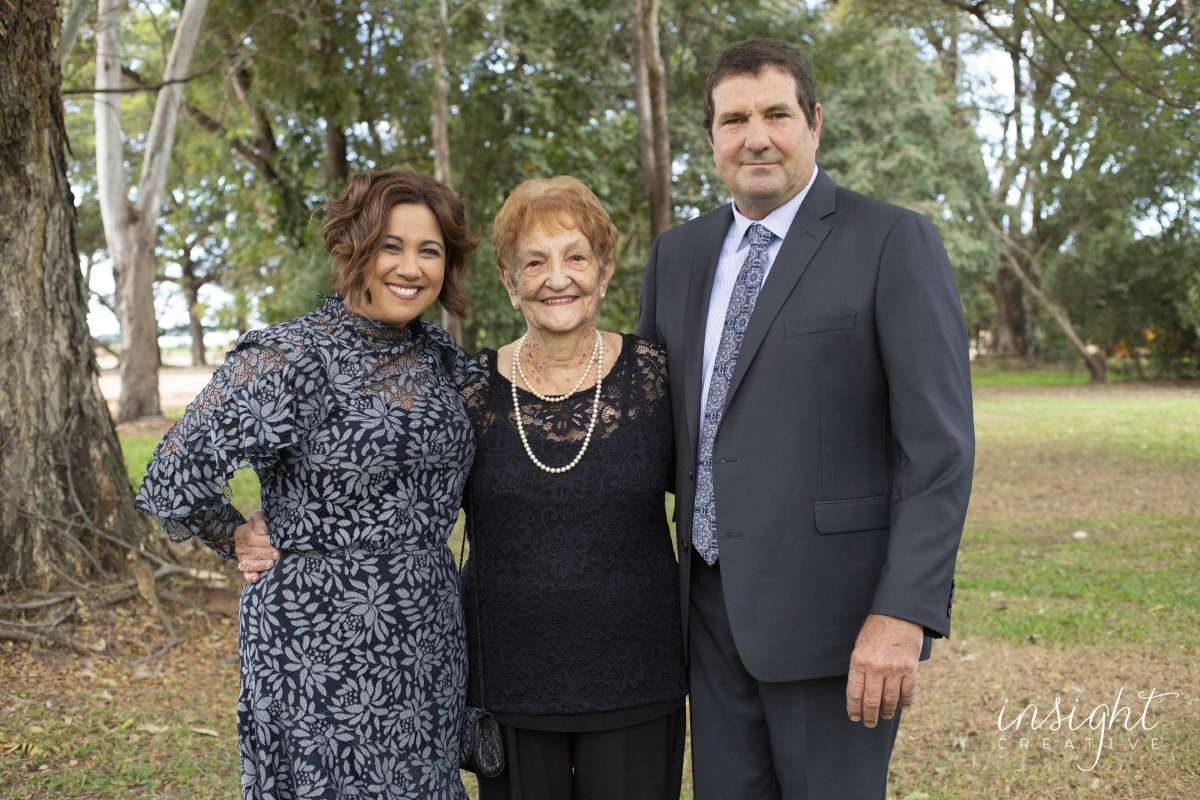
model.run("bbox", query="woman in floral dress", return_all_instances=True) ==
[135,168,479,800]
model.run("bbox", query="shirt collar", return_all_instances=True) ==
[729,165,820,244]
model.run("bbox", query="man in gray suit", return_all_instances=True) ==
[636,38,974,799]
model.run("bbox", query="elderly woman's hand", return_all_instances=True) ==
[234,511,280,583]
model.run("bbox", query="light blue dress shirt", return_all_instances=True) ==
[699,166,820,424]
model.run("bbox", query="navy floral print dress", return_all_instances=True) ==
[135,296,476,800]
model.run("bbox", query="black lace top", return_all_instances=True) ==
[461,335,688,720]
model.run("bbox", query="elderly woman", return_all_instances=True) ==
[460,176,688,799]
[239,176,688,799]
[135,168,479,800]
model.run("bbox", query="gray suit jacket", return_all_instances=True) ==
[636,170,974,682]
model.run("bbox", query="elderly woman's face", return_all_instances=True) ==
[503,224,612,336]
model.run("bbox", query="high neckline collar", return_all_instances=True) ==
[323,294,419,344]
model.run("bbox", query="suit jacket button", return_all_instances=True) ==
[688,469,695,482]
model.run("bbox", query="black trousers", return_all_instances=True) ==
[476,709,686,800]
[688,558,901,800]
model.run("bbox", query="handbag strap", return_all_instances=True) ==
[458,493,487,707]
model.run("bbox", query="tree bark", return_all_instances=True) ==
[95,0,211,422]
[324,124,348,189]
[59,0,91,68]
[183,282,207,366]
[989,265,1028,357]
[632,0,672,240]
[0,0,154,591]
[321,30,349,190]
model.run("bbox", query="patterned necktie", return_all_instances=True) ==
[692,223,773,565]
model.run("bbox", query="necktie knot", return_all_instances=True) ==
[748,223,773,248]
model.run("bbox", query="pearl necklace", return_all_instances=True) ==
[511,332,604,474]
[515,330,600,402]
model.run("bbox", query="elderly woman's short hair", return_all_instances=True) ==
[318,167,478,319]
[492,176,618,280]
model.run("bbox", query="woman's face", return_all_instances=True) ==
[502,224,612,337]
[354,203,445,328]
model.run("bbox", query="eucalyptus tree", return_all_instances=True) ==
[94,0,211,420]
[1,0,151,589]
[814,18,996,331]
[848,0,1199,379]
[632,0,672,240]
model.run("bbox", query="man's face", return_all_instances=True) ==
[709,66,822,220]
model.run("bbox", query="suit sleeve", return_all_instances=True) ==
[635,235,663,344]
[869,212,974,638]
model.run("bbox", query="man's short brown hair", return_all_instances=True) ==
[703,38,819,134]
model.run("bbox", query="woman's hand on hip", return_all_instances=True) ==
[234,511,280,583]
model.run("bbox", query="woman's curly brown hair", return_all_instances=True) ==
[318,168,478,319]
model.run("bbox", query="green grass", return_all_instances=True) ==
[974,392,1200,467]
[122,427,262,518]
[971,368,1094,387]
[1,691,236,799]
[970,365,1144,387]
[965,389,1200,646]
[956,512,1200,647]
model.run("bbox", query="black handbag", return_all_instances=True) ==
[457,506,505,778]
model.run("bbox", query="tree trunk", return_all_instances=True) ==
[60,0,91,68]
[0,0,154,591]
[1003,252,1108,383]
[430,0,463,344]
[321,30,349,190]
[324,124,348,189]
[95,0,211,422]
[989,264,1028,357]
[632,0,672,240]
[116,223,163,419]
[184,283,207,366]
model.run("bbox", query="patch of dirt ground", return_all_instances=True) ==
[99,365,215,418]
[890,637,1200,799]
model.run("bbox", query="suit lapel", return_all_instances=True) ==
[683,205,733,451]
[724,171,837,412]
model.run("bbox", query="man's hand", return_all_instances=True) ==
[845,614,923,727]
[233,511,280,584]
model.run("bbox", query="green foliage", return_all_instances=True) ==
[64,0,1198,372]
[814,20,996,326]
[1054,218,1200,379]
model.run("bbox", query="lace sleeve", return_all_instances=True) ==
[133,328,326,559]
[423,321,483,390]
[634,337,675,483]
[458,349,492,427]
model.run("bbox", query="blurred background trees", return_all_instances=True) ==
[60,0,1199,411]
